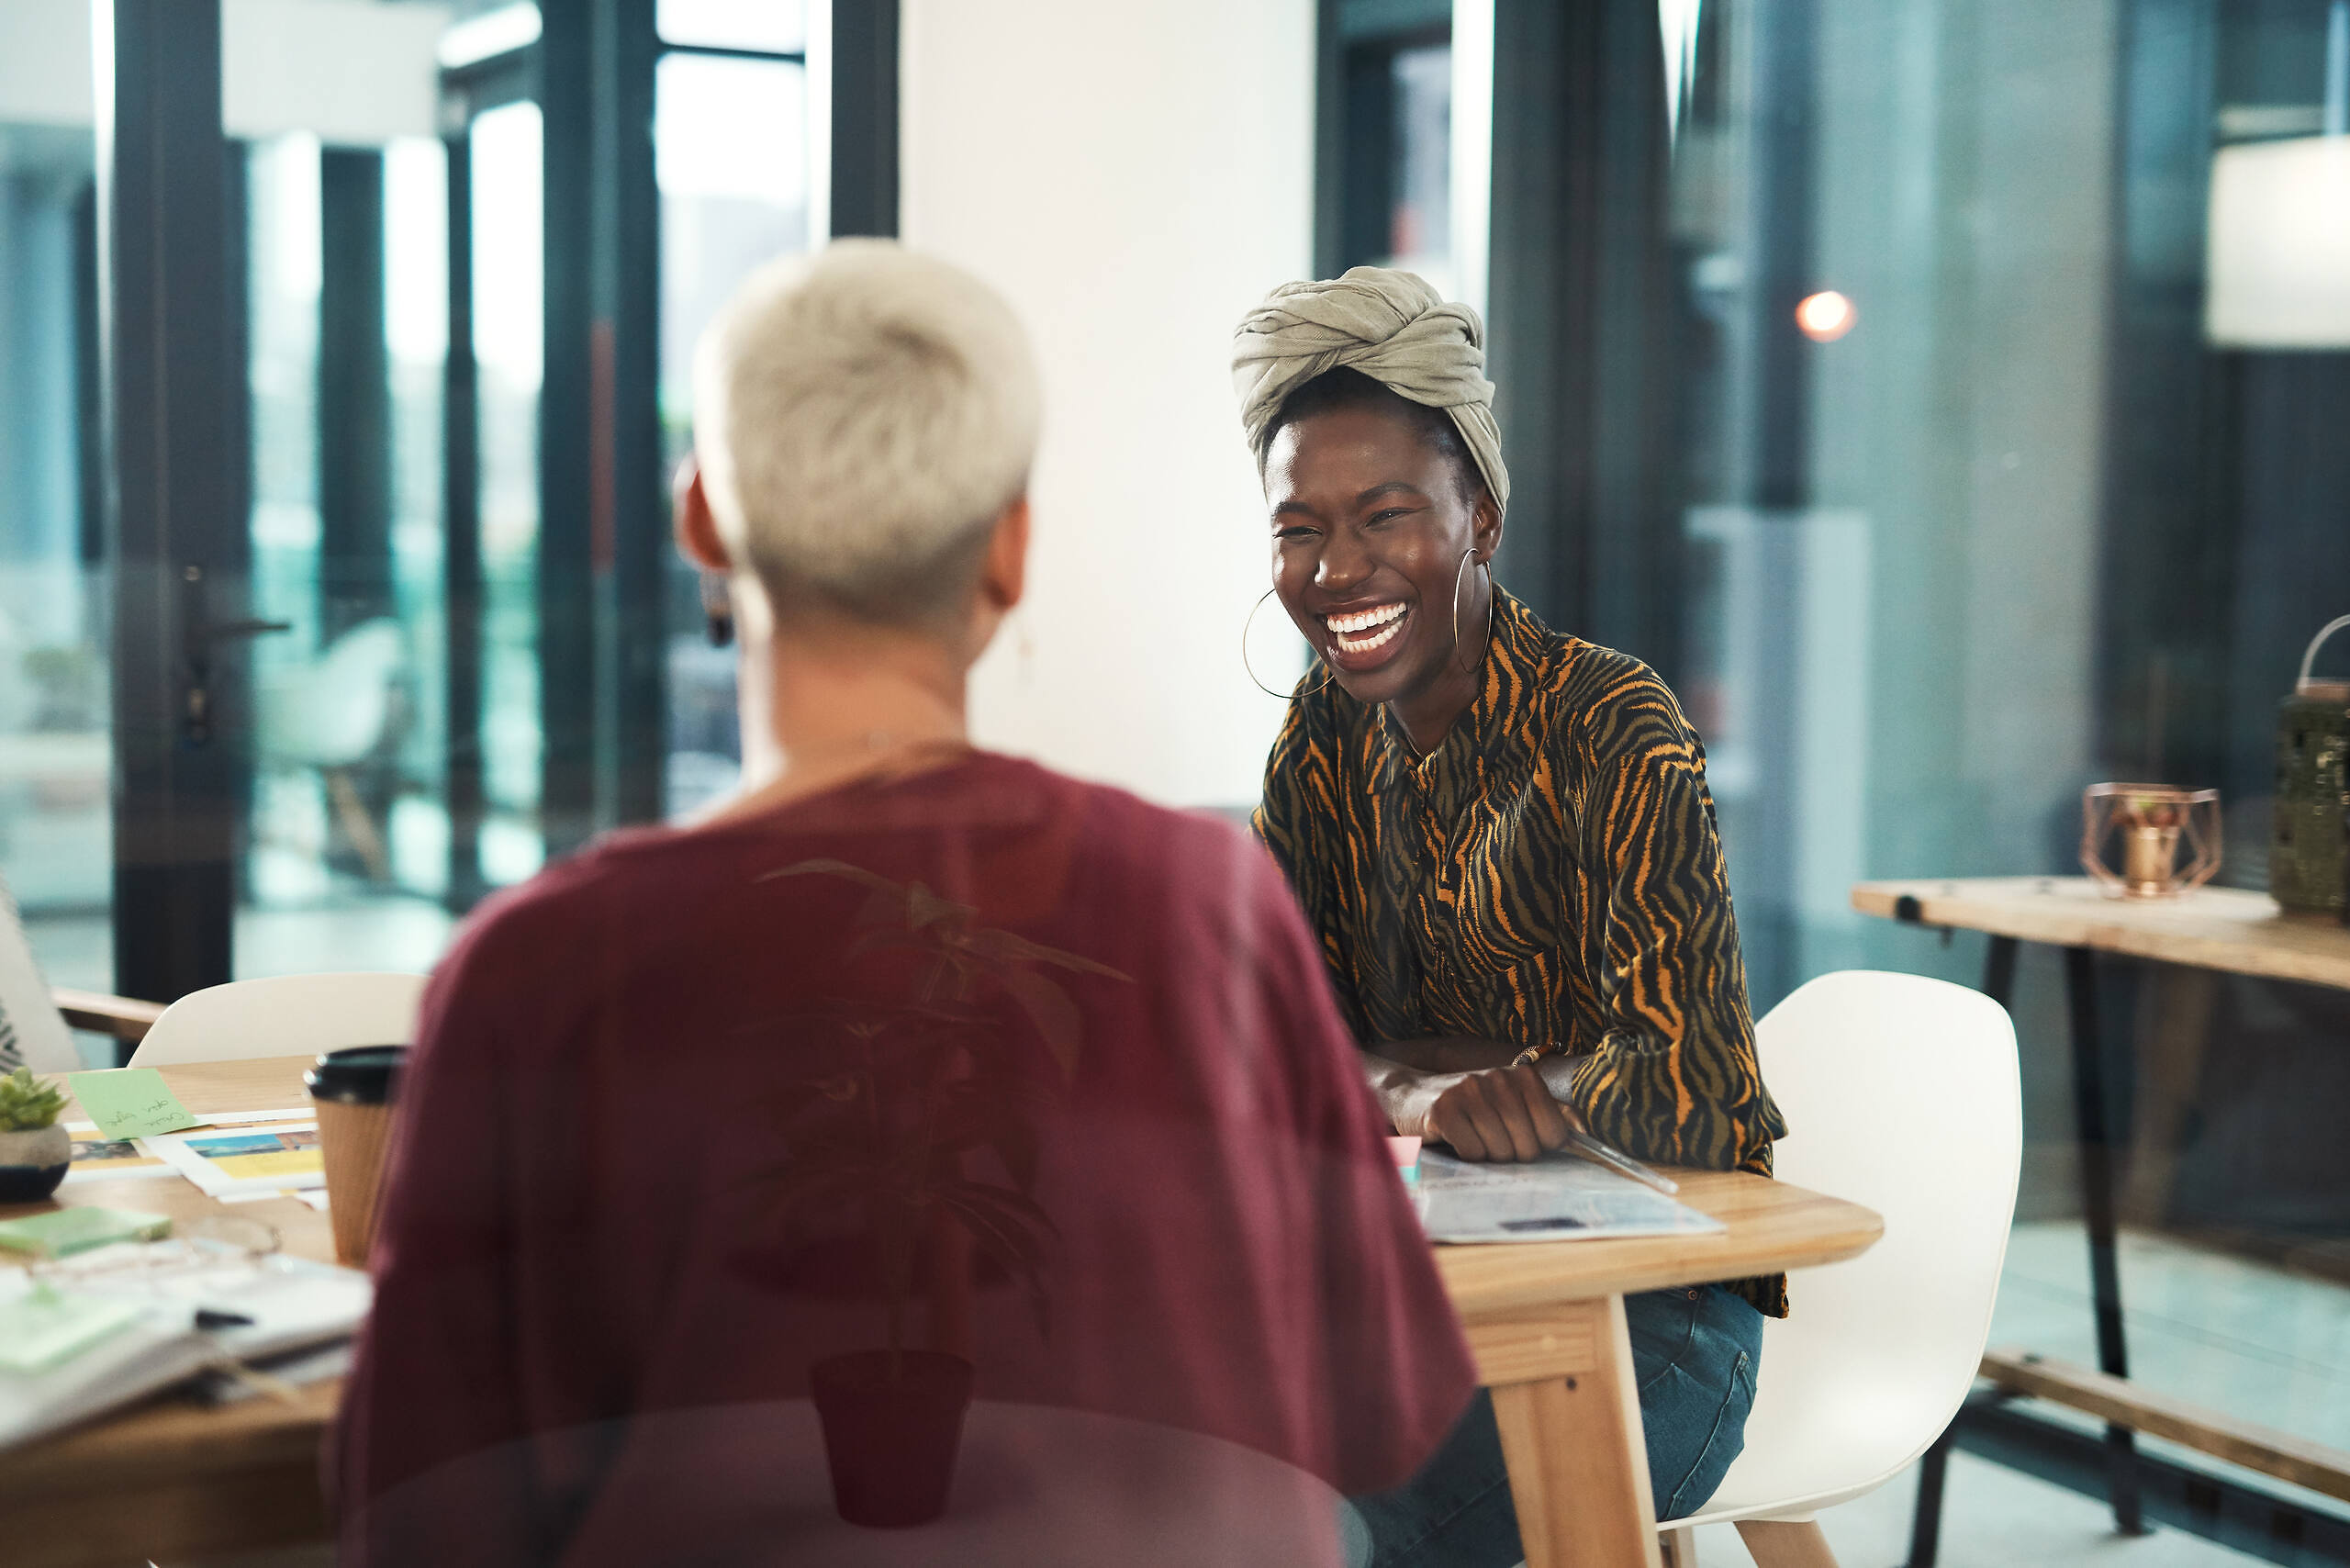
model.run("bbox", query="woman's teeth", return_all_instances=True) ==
[1326,602,1409,654]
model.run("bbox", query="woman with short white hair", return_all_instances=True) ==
[333,241,1478,1566]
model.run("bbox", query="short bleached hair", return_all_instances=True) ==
[692,240,1041,625]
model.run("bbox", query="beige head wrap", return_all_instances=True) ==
[1231,266,1508,515]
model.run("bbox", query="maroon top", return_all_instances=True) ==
[331,754,1477,1564]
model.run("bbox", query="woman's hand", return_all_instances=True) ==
[1376,1059,1585,1162]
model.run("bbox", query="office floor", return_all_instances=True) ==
[1688,1219,2350,1566]
[1686,1451,2254,1566]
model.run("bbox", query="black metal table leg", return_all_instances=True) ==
[1905,935,2020,1566]
[2065,943,2145,1535]
[1904,1424,1957,1567]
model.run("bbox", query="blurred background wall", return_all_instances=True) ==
[901,0,1314,809]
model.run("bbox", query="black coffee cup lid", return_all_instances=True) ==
[305,1046,408,1105]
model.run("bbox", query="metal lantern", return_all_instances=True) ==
[2271,614,2350,916]
[2082,783,2222,899]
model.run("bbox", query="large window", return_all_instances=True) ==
[0,1,826,1008]
[0,123,104,991]
[1448,0,2350,1555]
[469,99,549,888]
[654,14,811,818]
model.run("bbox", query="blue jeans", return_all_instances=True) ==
[1341,1285,1763,1568]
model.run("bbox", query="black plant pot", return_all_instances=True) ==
[0,1126,70,1201]
[808,1349,974,1528]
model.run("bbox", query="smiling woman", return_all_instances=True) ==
[1232,267,1787,1566]
[1259,366,1494,742]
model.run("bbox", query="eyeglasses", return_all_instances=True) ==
[22,1217,313,1404]
[27,1215,283,1290]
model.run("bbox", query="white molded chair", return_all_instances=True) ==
[1666,969,2021,1568]
[127,971,430,1068]
[254,618,408,880]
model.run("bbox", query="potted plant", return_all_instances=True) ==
[754,858,1125,1529]
[0,1067,71,1201]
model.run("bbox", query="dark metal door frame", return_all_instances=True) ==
[100,0,259,1014]
[438,2,881,900]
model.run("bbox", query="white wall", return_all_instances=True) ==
[900,0,1315,809]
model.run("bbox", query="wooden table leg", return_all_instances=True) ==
[1470,1294,1662,1568]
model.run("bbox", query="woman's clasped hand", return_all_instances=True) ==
[1370,1047,1585,1163]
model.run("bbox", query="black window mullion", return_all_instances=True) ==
[100,0,241,1009]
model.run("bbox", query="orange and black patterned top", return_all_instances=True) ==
[1254,588,1790,1316]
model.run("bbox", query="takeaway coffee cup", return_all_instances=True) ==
[305,1046,408,1267]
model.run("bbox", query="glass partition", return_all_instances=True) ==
[1651,0,2350,1547]
[0,123,106,993]
[469,98,549,887]
[655,44,811,817]
[237,129,458,977]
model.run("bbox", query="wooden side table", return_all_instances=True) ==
[1852,877,2350,1564]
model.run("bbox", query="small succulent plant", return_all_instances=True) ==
[0,1067,67,1133]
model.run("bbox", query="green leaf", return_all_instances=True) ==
[954,927,1130,980]
[934,1181,1058,1339]
[763,857,901,894]
[995,968,1085,1083]
[0,1068,66,1132]
[904,882,978,932]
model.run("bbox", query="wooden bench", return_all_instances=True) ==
[51,988,166,1047]
[1978,1349,2350,1506]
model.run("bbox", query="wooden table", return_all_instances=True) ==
[1,1058,339,1568]
[3,1058,1882,1568]
[1853,877,2350,1564]
[1437,1175,1880,1567]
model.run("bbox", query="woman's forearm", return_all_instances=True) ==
[1359,1048,1581,1159]
[1360,1051,1431,1132]
[1369,1036,1522,1074]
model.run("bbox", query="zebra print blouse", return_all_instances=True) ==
[1254,588,1790,1316]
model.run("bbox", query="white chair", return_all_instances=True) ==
[255,618,408,880]
[1663,969,2021,1568]
[128,972,430,1068]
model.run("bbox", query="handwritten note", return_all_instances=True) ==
[64,1069,206,1141]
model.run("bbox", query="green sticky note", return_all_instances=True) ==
[0,1205,173,1260]
[65,1069,205,1141]
[0,1288,147,1373]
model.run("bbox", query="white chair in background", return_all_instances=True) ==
[254,617,408,881]
[127,971,429,1068]
[1662,969,2022,1568]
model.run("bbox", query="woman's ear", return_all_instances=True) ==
[1472,487,1505,565]
[979,495,1032,613]
[673,456,732,573]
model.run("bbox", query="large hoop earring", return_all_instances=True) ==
[1243,588,1334,699]
[1451,547,1494,675]
[701,571,734,647]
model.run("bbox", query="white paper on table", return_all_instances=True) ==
[60,1161,180,1185]
[59,1109,320,1186]
[1413,1150,1726,1244]
[142,1119,326,1200]
[0,1245,369,1450]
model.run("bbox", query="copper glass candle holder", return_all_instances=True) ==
[2081,783,2222,899]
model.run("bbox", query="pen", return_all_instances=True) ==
[1559,1127,1679,1194]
